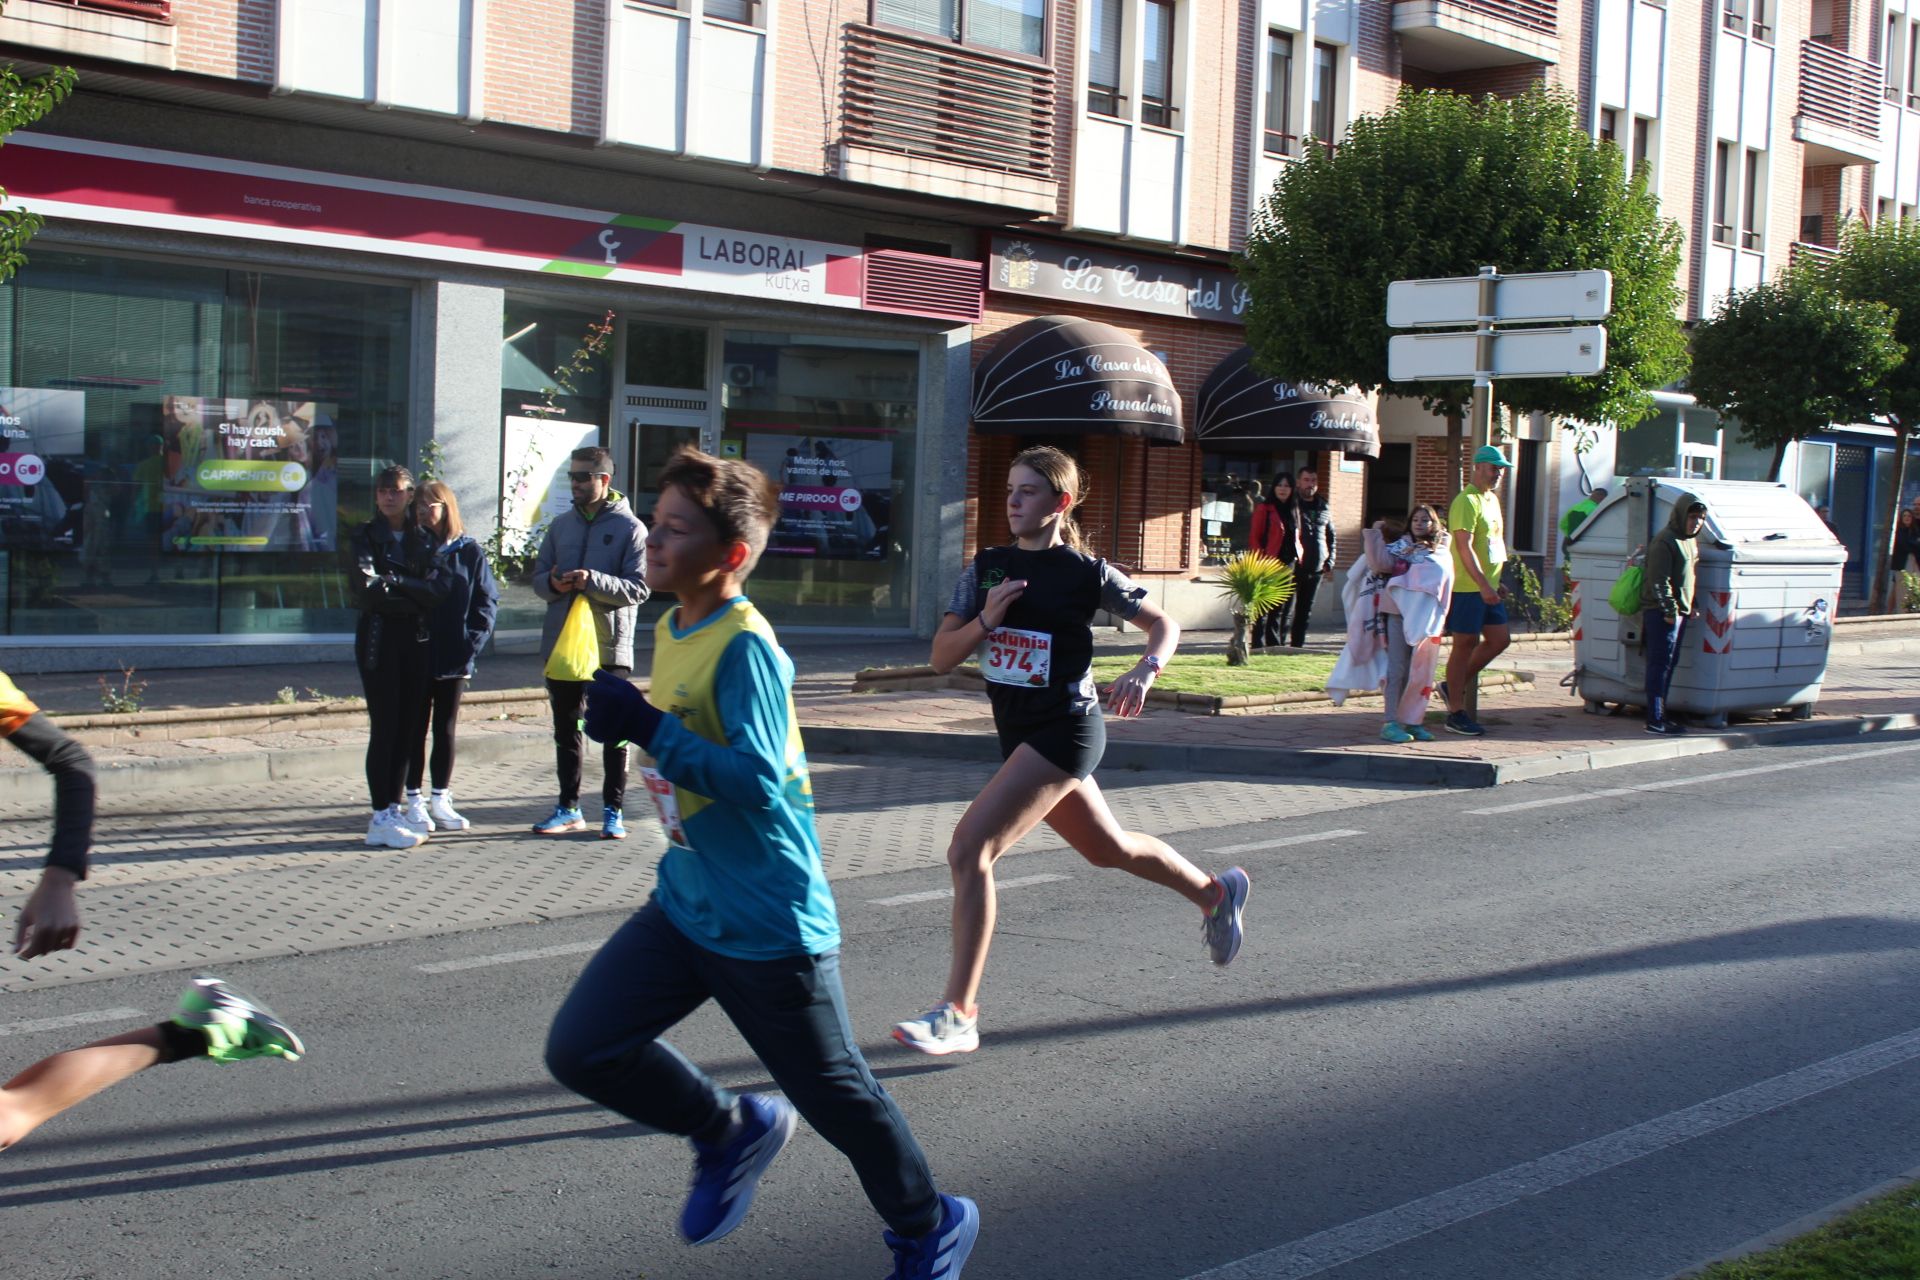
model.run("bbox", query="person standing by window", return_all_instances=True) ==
[402,480,499,834]
[1249,471,1300,650]
[349,466,449,849]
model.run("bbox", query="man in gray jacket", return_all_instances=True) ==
[531,446,649,838]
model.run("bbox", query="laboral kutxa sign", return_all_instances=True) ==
[4,135,864,308]
[989,236,1248,326]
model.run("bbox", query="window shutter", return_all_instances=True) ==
[874,0,954,39]
[1088,0,1120,90]
[965,0,1043,56]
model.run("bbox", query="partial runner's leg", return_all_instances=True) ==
[0,1027,164,1149]
[1040,776,1214,908]
[938,747,1082,1014]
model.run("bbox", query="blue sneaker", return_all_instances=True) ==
[532,804,587,835]
[680,1094,797,1245]
[1380,721,1414,744]
[1202,866,1250,967]
[1444,711,1486,737]
[884,1194,980,1280]
[601,808,627,840]
[1407,722,1436,742]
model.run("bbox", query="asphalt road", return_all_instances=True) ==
[6,734,1920,1280]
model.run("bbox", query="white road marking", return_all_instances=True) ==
[1181,1021,1920,1280]
[1465,742,1920,816]
[867,872,1071,907]
[417,940,605,974]
[1207,829,1365,856]
[0,1008,144,1038]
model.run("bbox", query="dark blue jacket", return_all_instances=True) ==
[425,535,500,679]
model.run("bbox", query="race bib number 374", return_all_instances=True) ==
[983,626,1052,687]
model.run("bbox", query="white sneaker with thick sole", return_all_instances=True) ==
[401,792,436,833]
[892,1003,980,1055]
[366,808,426,850]
[428,791,471,831]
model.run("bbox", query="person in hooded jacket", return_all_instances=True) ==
[530,446,650,839]
[1639,494,1707,736]
[401,479,499,834]
[350,465,452,848]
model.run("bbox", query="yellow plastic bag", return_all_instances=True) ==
[544,595,600,682]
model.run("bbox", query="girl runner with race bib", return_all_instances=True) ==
[891,446,1251,1056]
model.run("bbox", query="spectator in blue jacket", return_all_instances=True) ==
[403,479,499,833]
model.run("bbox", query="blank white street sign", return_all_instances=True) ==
[1388,325,1607,381]
[1386,269,1613,328]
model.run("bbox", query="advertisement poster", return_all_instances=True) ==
[742,433,891,560]
[501,416,601,547]
[159,397,337,552]
[0,387,85,550]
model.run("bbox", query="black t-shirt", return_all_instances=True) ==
[947,545,1147,725]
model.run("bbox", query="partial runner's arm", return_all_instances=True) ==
[9,712,91,958]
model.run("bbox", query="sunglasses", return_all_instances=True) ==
[568,471,606,483]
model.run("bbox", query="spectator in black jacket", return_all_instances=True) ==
[349,465,450,849]
[1290,465,1337,647]
[402,479,499,833]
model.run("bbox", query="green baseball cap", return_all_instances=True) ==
[1472,445,1514,468]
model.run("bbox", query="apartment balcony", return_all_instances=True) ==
[1789,241,1840,271]
[1393,0,1557,73]
[0,0,175,70]
[1794,39,1881,165]
[838,24,1058,215]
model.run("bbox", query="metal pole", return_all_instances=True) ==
[1465,266,1498,720]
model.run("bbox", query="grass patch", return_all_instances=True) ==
[1692,1182,1920,1279]
[1089,651,1336,698]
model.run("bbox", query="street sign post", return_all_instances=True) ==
[1386,265,1614,720]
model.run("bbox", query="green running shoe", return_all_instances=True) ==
[172,974,305,1064]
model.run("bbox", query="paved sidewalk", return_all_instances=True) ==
[2,628,1915,805]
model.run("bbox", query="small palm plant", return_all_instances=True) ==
[1215,551,1295,666]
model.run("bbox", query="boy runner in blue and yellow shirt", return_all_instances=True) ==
[549,447,979,1278]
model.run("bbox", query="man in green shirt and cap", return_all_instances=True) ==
[1442,445,1514,737]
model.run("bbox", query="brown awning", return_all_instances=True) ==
[1194,346,1379,459]
[971,315,1185,445]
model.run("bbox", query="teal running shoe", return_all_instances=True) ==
[1380,721,1415,744]
[172,974,304,1064]
[533,804,587,835]
[601,808,627,840]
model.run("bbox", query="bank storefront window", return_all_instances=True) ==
[721,330,918,628]
[0,252,411,639]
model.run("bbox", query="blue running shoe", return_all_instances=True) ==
[884,1194,980,1280]
[532,804,587,835]
[601,808,627,840]
[1444,711,1486,737]
[1203,866,1250,967]
[680,1094,797,1245]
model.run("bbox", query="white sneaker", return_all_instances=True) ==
[365,807,426,850]
[401,792,436,833]
[891,1003,980,1056]
[428,790,470,831]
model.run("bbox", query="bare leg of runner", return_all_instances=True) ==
[1039,775,1215,908]
[941,747,1083,1013]
[0,1027,164,1149]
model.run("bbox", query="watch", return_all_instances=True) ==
[1141,654,1164,675]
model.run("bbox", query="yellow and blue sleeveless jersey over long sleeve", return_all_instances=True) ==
[643,597,841,960]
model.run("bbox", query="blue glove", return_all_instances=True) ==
[584,669,662,747]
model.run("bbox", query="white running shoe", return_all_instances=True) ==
[401,791,436,833]
[365,807,426,850]
[428,790,471,831]
[892,1003,980,1056]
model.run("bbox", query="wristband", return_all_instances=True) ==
[1141,654,1163,675]
[978,614,992,637]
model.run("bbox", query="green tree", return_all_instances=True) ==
[1240,87,1688,471]
[1688,272,1903,481]
[0,21,75,285]
[1821,218,1920,608]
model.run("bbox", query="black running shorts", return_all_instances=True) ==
[995,711,1106,780]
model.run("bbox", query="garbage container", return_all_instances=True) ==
[1565,478,1847,727]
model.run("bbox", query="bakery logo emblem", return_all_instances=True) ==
[999,241,1038,291]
